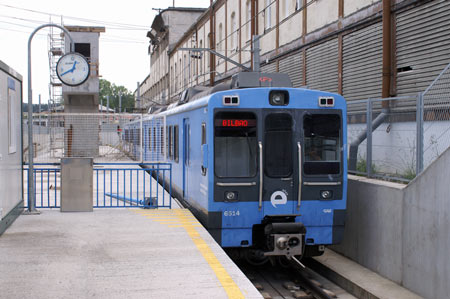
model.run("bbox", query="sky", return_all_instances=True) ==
[0,0,210,104]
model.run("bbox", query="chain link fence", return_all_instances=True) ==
[23,113,166,163]
[422,63,450,170]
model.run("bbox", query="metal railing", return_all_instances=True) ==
[93,163,172,209]
[348,62,450,182]
[347,96,419,182]
[23,162,172,209]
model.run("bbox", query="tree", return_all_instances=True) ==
[99,79,135,112]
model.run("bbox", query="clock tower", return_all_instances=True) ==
[61,26,105,157]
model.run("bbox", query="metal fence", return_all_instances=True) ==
[348,62,450,182]
[23,162,172,209]
[347,96,420,182]
[23,113,166,163]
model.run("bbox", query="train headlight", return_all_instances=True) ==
[320,190,333,199]
[269,90,289,106]
[225,191,238,202]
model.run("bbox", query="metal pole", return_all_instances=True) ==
[366,99,373,176]
[136,82,141,109]
[416,93,424,176]
[27,23,74,214]
[119,94,122,113]
[106,95,110,114]
[252,35,260,72]
[140,116,143,162]
[38,94,41,135]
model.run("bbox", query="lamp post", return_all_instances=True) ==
[26,24,74,214]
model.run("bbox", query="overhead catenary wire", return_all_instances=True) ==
[0,2,150,30]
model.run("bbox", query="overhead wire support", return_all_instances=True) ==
[178,47,251,72]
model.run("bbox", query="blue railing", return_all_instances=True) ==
[24,162,172,209]
[93,163,172,209]
[24,165,60,208]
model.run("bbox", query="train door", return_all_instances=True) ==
[261,111,298,215]
[182,118,190,198]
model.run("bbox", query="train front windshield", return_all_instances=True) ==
[303,114,341,175]
[214,112,257,177]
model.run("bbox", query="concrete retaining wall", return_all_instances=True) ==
[332,147,450,299]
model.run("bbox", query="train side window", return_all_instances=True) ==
[152,128,156,152]
[303,114,341,175]
[167,126,172,160]
[160,127,164,155]
[201,122,207,176]
[201,123,206,145]
[174,125,179,163]
[148,128,152,152]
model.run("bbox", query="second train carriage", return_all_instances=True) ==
[123,72,347,259]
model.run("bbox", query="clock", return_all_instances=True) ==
[56,52,90,86]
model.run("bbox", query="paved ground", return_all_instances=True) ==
[0,208,262,299]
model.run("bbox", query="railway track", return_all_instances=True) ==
[235,258,356,299]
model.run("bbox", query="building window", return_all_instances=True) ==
[246,0,251,41]
[199,40,203,75]
[283,0,289,19]
[74,43,91,61]
[217,23,223,65]
[265,0,272,30]
[183,54,187,87]
[230,12,237,51]
[218,23,223,51]
[207,35,211,69]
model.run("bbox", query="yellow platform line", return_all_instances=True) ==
[132,208,244,298]
[172,211,244,299]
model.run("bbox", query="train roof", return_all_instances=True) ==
[149,72,293,114]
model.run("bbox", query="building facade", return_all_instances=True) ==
[138,0,450,107]
[141,7,206,108]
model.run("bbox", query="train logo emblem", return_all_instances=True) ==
[259,76,273,83]
[270,191,287,208]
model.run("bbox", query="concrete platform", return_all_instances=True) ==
[0,206,262,299]
[307,249,423,299]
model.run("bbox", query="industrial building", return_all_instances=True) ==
[138,0,450,108]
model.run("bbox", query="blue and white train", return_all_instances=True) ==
[124,72,347,260]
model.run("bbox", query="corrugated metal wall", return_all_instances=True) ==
[260,62,277,73]
[343,22,383,102]
[279,51,304,88]
[305,38,339,93]
[396,0,450,97]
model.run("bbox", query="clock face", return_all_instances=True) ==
[56,52,90,86]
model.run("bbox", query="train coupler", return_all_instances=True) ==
[263,222,306,257]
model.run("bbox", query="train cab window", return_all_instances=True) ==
[214,112,257,177]
[303,114,341,175]
[265,113,293,177]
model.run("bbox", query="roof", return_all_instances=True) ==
[64,26,106,33]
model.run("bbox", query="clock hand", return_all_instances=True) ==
[60,68,72,76]
[59,61,79,76]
